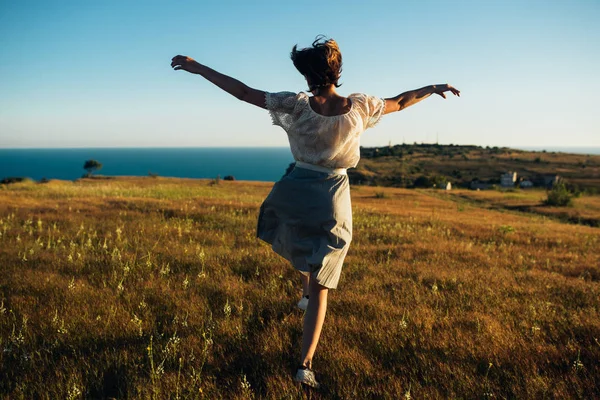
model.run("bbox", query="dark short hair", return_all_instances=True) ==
[291,36,342,91]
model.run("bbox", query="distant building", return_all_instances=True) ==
[544,175,560,188]
[520,180,534,188]
[532,174,561,188]
[501,171,517,187]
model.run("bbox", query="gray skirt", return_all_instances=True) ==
[257,165,352,289]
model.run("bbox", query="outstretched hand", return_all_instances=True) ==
[171,55,201,74]
[434,84,460,99]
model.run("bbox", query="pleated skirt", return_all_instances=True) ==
[256,165,352,289]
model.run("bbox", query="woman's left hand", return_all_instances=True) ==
[171,55,201,74]
[434,84,460,99]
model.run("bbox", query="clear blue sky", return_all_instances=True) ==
[1,0,598,148]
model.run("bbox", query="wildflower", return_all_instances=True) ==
[57,320,68,335]
[131,314,143,337]
[224,299,232,318]
[572,351,584,372]
[67,383,82,400]
[160,263,170,276]
[240,373,252,391]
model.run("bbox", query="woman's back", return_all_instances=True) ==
[266,91,385,169]
[308,95,352,117]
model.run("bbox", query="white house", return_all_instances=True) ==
[501,172,517,187]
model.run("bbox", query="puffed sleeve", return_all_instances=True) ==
[265,91,301,131]
[350,93,386,130]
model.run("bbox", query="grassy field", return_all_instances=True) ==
[1,177,599,399]
[437,189,600,228]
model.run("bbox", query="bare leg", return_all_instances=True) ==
[301,277,329,368]
[300,272,310,297]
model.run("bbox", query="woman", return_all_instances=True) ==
[171,36,459,388]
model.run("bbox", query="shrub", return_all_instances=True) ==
[413,176,432,188]
[564,182,582,197]
[544,182,573,207]
[451,169,462,178]
[1,177,28,184]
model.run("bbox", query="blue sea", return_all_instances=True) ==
[0,148,294,182]
[517,146,600,155]
[1,146,599,183]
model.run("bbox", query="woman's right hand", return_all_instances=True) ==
[171,55,201,74]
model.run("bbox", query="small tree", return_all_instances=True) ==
[544,182,573,207]
[83,159,103,177]
[413,175,432,188]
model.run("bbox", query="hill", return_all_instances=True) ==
[0,177,598,398]
[351,144,600,191]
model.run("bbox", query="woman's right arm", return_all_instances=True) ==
[383,84,460,114]
[171,55,266,109]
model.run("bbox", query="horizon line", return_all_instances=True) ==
[2,144,600,150]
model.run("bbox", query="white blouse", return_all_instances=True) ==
[266,91,385,169]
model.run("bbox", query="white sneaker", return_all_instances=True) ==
[297,295,309,311]
[294,367,320,388]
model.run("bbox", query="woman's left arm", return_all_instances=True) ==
[383,84,460,115]
[171,55,266,109]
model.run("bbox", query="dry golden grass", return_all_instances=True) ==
[0,178,598,399]
[445,189,600,227]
